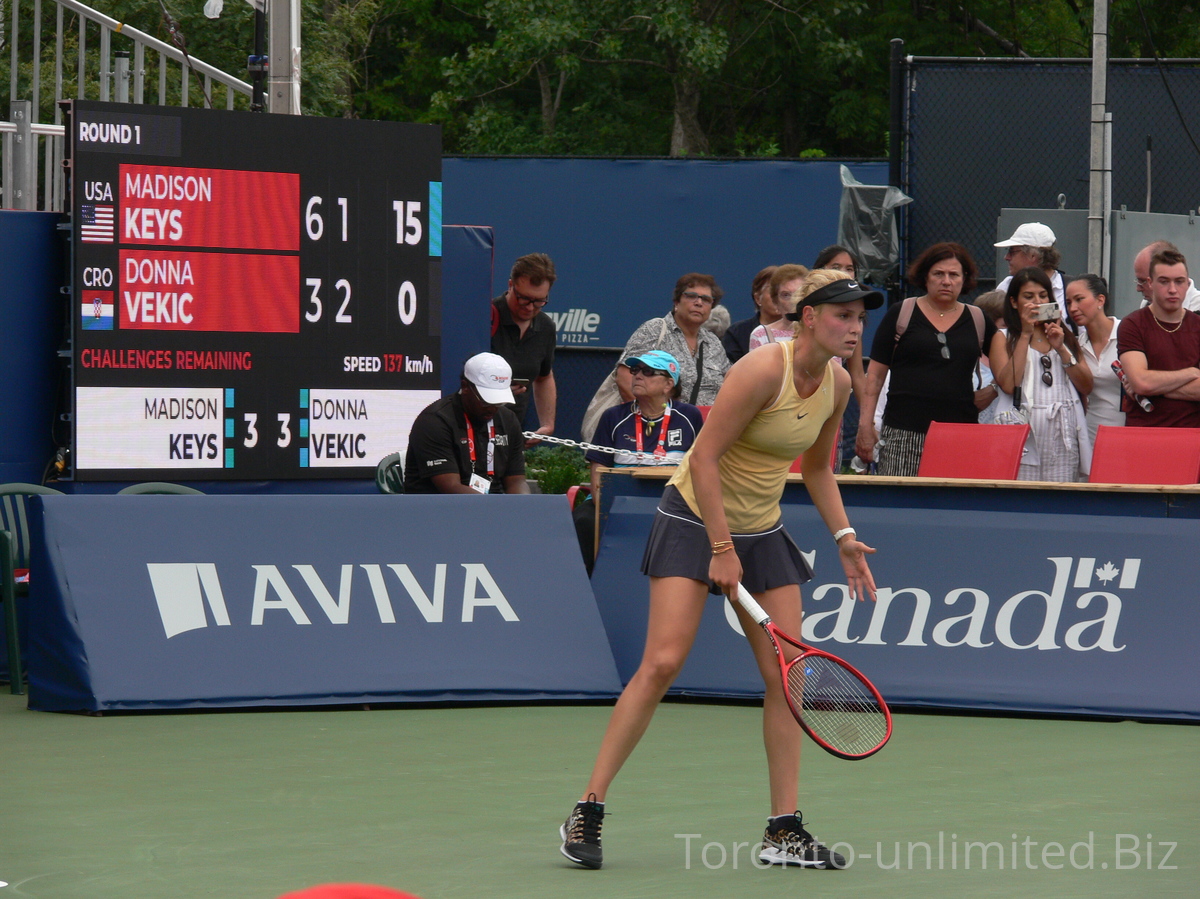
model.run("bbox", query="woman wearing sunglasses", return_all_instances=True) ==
[585,350,705,496]
[993,266,1093,482]
[616,274,730,407]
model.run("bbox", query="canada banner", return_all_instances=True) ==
[591,494,1200,721]
[25,495,621,711]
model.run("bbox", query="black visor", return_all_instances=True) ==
[786,279,885,319]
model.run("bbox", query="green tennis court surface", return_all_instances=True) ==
[2,693,1195,898]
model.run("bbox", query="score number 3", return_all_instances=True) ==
[244,412,292,447]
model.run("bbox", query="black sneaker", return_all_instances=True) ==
[759,812,846,869]
[560,794,606,869]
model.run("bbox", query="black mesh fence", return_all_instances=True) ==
[902,59,1200,292]
[534,346,622,441]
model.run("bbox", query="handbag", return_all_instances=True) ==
[992,385,1029,426]
[581,316,669,442]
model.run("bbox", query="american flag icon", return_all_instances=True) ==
[80,204,114,243]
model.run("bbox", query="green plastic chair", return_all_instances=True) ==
[1,483,66,695]
[116,482,206,495]
[375,452,405,494]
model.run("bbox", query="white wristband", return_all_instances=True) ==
[833,527,856,544]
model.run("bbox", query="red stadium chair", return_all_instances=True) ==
[916,422,1031,480]
[697,405,712,421]
[1089,426,1200,485]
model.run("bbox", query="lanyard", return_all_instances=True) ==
[634,404,672,457]
[463,415,496,476]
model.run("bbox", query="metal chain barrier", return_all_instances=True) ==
[522,431,669,466]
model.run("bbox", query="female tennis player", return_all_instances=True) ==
[560,269,881,871]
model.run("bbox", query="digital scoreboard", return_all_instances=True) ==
[68,101,442,480]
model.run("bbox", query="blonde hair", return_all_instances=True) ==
[792,269,855,334]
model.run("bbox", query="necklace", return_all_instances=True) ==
[1152,314,1184,334]
[800,361,824,381]
[922,297,957,318]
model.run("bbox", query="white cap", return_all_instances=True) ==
[995,222,1056,248]
[463,353,515,405]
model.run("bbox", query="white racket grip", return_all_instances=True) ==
[734,583,771,625]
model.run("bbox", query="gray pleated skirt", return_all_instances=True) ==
[641,485,814,596]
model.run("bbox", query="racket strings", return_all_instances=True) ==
[786,655,888,757]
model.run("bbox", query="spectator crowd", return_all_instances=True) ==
[403,231,1200,495]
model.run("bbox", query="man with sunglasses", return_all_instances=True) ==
[491,253,558,444]
[403,353,531,494]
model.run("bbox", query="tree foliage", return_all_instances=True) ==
[9,0,1200,156]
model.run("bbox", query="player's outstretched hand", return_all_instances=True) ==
[838,538,877,602]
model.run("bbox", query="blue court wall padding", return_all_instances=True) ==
[442,157,889,348]
[0,211,64,485]
[591,487,1200,721]
[440,224,494,395]
[26,494,621,711]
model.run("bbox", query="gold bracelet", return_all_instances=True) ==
[712,543,735,555]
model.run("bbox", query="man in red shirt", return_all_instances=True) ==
[1118,248,1200,427]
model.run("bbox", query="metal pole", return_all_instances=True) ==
[54,3,63,121]
[889,38,904,188]
[33,0,42,116]
[10,100,36,210]
[251,6,266,111]
[99,24,110,102]
[268,0,301,113]
[1145,135,1152,213]
[10,0,20,103]
[1087,0,1109,275]
[1104,112,1113,282]
[115,50,130,103]
[134,42,145,104]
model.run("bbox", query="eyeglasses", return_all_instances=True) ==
[512,287,549,308]
[1040,354,1053,386]
[628,363,669,377]
[936,332,950,359]
[681,290,715,305]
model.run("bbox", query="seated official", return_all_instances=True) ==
[585,350,704,496]
[403,353,531,494]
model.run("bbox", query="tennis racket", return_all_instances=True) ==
[733,583,892,760]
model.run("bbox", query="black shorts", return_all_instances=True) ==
[640,485,814,596]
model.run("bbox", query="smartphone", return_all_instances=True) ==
[511,378,531,387]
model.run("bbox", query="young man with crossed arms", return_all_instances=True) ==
[1118,247,1200,428]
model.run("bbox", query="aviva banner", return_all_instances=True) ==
[26,495,621,711]
[592,495,1199,721]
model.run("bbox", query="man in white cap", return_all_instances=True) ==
[403,353,531,494]
[994,222,1069,307]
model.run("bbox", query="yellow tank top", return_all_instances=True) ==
[669,341,835,533]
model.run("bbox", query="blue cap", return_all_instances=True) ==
[623,350,681,384]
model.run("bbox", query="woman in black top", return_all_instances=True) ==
[856,242,1008,476]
